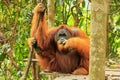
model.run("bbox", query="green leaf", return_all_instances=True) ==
[0,53,6,61]
[116,17,120,26]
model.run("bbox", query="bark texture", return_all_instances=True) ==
[47,0,55,28]
[89,0,109,80]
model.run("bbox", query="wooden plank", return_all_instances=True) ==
[55,75,88,80]
[105,69,120,80]
[23,58,38,62]
[40,69,120,80]
[40,71,88,80]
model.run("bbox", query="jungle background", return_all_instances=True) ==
[0,0,120,80]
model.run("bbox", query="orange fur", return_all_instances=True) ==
[28,3,90,75]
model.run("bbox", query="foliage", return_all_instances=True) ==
[108,0,120,58]
[0,0,120,79]
[54,0,91,33]
[0,0,34,80]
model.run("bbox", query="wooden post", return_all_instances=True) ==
[89,0,109,80]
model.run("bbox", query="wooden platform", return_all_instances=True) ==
[40,69,120,80]
[105,69,120,80]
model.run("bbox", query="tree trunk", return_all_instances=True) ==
[89,0,109,80]
[47,0,55,28]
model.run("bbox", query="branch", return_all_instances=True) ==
[20,48,34,80]
[110,3,120,6]
[6,53,21,71]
